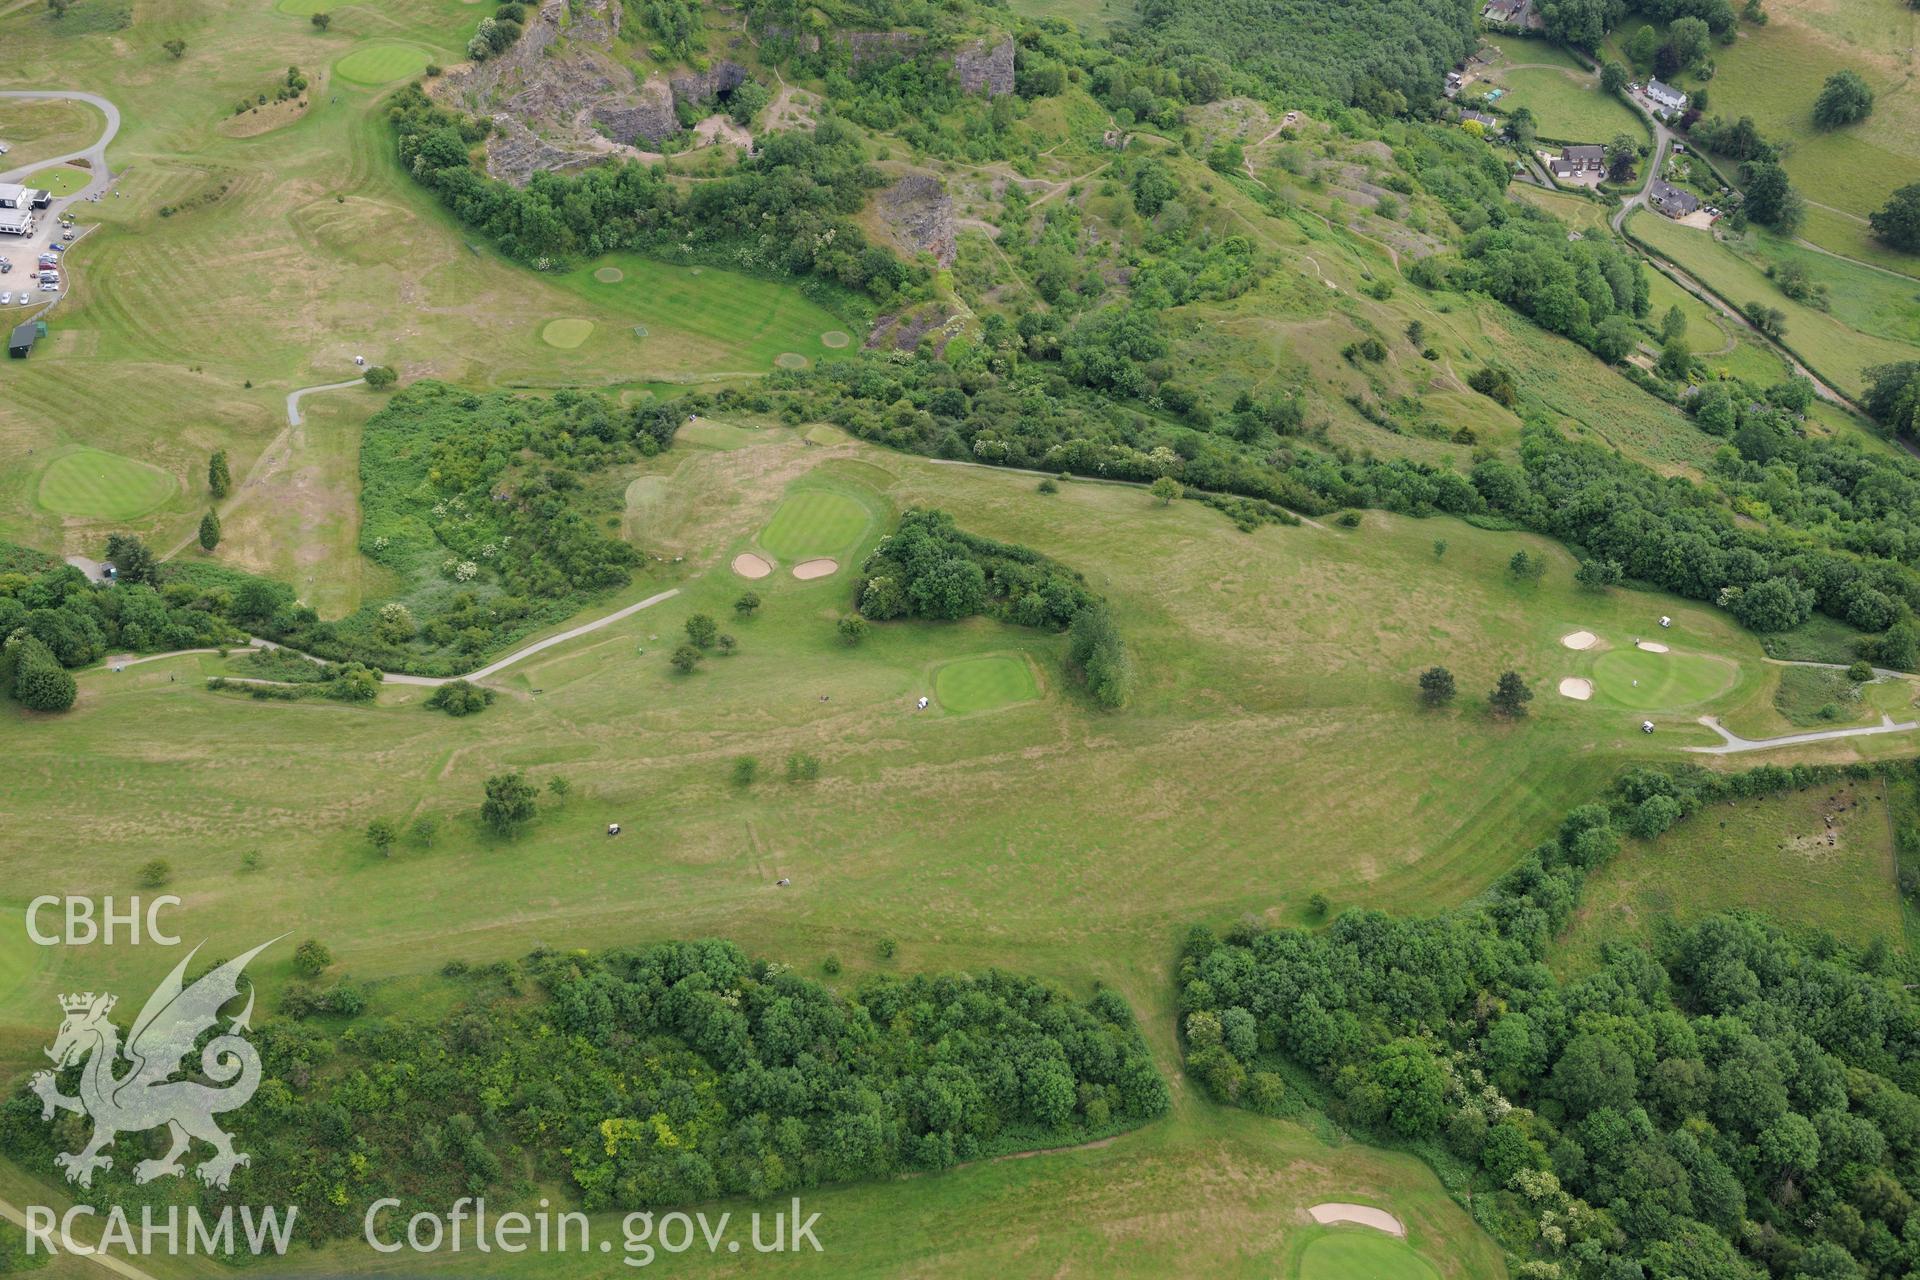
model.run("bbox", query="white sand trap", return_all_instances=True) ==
[732,553,773,580]
[1308,1204,1405,1237]
[1562,630,1598,650]
[1637,641,1670,653]
[1559,677,1594,701]
[792,558,839,580]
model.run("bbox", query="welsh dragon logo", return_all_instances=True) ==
[31,938,279,1191]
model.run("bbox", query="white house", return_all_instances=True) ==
[0,207,33,237]
[1645,79,1688,114]
[0,183,50,211]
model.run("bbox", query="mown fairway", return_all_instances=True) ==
[553,253,858,375]
[0,0,859,571]
[34,445,176,518]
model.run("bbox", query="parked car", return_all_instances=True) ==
[0,293,10,306]
[49,242,67,253]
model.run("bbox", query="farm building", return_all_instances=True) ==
[9,322,36,358]
[1649,180,1700,218]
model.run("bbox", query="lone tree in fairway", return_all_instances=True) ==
[198,509,221,552]
[670,643,703,673]
[1812,69,1873,128]
[1150,476,1183,505]
[208,450,231,499]
[1419,666,1457,706]
[733,591,761,617]
[1509,550,1546,583]
[162,37,186,58]
[685,613,719,648]
[1490,671,1533,718]
[310,10,330,29]
[480,771,538,836]
[366,817,397,857]
[364,365,396,389]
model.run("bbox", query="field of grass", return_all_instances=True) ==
[758,487,871,560]
[1486,66,1646,144]
[1555,775,1903,973]
[0,96,103,171]
[1293,1228,1442,1280]
[935,653,1039,713]
[34,445,176,518]
[1628,208,1916,398]
[24,164,87,196]
[1702,0,1920,263]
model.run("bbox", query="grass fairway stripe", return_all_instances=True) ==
[1294,1230,1441,1280]
[541,317,596,349]
[334,44,432,85]
[36,448,177,519]
[1589,647,1737,710]
[759,489,869,559]
[935,655,1039,714]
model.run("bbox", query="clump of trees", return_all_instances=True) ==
[0,941,1172,1242]
[858,509,1097,628]
[1178,759,1920,1279]
[426,679,493,716]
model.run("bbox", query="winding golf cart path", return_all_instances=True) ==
[0,89,120,184]
[1688,713,1919,755]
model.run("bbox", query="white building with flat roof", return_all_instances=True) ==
[0,206,34,236]
[0,183,50,210]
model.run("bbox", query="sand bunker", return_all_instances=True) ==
[1559,677,1594,701]
[1562,630,1597,650]
[1308,1204,1405,1237]
[1637,641,1670,653]
[732,553,773,579]
[792,558,839,580]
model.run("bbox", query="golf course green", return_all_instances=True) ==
[1590,646,1738,710]
[541,317,596,349]
[334,44,432,85]
[935,654,1039,713]
[36,447,177,519]
[759,489,869,560]
[1294,1230,1441,1280]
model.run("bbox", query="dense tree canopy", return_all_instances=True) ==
[1181,760,1920,1279]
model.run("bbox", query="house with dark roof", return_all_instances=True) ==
[1649,179,1700,218]
[1549,144,1607,186]
[1461,109,1501,134]
[9,322,36,358]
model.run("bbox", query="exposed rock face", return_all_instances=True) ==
[438,0,753,184]
[950,37,1014,97]
[877,174,956,267]
[669,60,750,105]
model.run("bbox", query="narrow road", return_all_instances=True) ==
[286,378,367,426]
[1687,713,1919,755]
